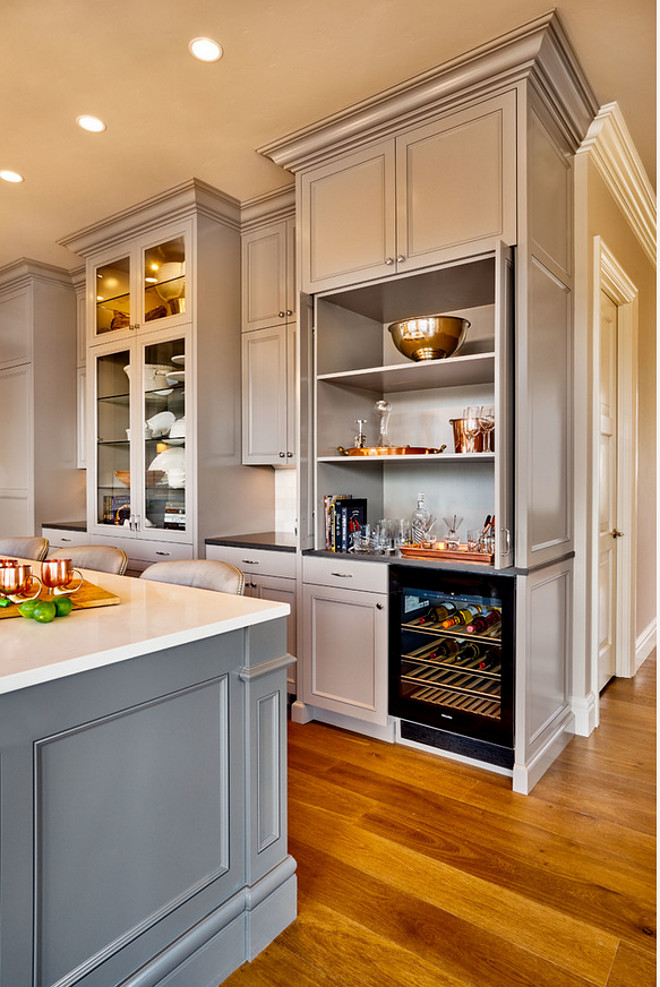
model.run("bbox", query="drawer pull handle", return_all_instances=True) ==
[156,551,171,557]
[331,572,352,578]
[242,559,259,565]
[61,537,72,543]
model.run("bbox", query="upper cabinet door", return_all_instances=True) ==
[396,92,517,272]
[300,140,396,294]
[89,223,191,344]
[241,219,296,331]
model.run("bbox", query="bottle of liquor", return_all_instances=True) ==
[411,492,430,545]
[441,604,482,628]
[466,608,501,634]
[416,603,455,626]
[456,642,481,662]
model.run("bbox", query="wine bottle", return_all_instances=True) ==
[478,648,500,670]
[416,603,455,626]
[466,609,501,634]
[441,604,482,628]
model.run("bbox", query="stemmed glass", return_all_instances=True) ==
[462,406,482,453]
[478,405,495,452]
[442,515,463,550]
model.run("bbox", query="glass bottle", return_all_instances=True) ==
[411,492,430,545]
[415,603,455,626]
[466,609,501,634]
[441,604,482,628]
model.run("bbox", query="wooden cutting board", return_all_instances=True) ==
[0,578,120,619]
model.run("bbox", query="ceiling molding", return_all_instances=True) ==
[240,185,295,231]
[0,258,75,293]
[577,102,657,267]
[59,178,241,259]
[259,11,597,173]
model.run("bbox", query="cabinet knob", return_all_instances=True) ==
[279,451,285,458]
[376,602,384,610]
[278,311,285,318]
[612,529,624,538]
[385,257,394,265]
[286,309,293,316]
[396,255,405,263]
[286,451,293,458]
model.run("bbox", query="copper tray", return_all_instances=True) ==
[400,543,494,564]
[337,445,445,456]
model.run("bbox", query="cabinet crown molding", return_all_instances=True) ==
[0,257,75,293]
[259,11,597,173]
[59,178,241,258]
[240,186,295,232]
[577,102,657,267]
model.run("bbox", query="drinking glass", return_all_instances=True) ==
[478,405,495,452]
[462,406,482,453]
[41,558,84,597]
[0,563,42,602]
[442,514,463,550]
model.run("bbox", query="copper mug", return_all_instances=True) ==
[0,563,43,602]
[0,558,19,567]
[41,558,84,597]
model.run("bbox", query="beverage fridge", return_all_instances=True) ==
[389,564,516,769]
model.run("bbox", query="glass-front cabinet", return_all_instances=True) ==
[90,225,190,343]
[91,330,189,541]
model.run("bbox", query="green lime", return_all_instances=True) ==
[0,597,10,608]
[18,599,39,618]
[33,600,57,624]
[54,597,74,617]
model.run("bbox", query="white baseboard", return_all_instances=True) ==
[569,691,597,737]
[513,710,574,795]
[304,704,396,742]
[635,618,657,672]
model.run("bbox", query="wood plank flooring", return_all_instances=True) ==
[223,654,656,987]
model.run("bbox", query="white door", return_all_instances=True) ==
[597,290,618,690]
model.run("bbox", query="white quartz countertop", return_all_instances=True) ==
[0,567,290,696]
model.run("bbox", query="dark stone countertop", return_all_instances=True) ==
[205,532,297,553]
[42,521,87,532]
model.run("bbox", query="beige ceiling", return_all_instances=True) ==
[1,0,655,272]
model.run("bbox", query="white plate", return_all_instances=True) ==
[171,354,185,365]
[146,410,175,437]
[165,370,185,384]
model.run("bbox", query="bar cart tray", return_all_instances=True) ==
[399,544,494,564]
[337,445,445,456]
[0,578,120,619]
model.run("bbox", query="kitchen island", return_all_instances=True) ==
[0,569,296,987]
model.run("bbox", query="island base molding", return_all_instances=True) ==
[120,857,297,987]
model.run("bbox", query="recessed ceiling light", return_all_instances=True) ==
[76,115,106,133]
[0,170,24,183]
[189,37,223,62]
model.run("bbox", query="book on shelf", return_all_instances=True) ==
[323,493,349,551]
[333,497,367,552]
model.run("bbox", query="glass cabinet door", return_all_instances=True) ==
[142,337,186,533]
[95,349,132,526]
[95,257,131,336]
[144,236,186,324]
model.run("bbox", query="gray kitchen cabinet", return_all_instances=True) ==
[242,323,297,465]
[297,92,516,293]
[261,13,597,790]
[241,217,296,331]
[206,543,298,694]
[297,556,391,739]
[0,260,83,538]
[62,179,274,558]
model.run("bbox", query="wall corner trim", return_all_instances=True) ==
[577,102,657,267]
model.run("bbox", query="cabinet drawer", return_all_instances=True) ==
[42,528,90,551]
[206,544,297,579]
[302,555,388,593]
[92,534,192,566]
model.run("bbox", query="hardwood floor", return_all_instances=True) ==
[223,654,656,987]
